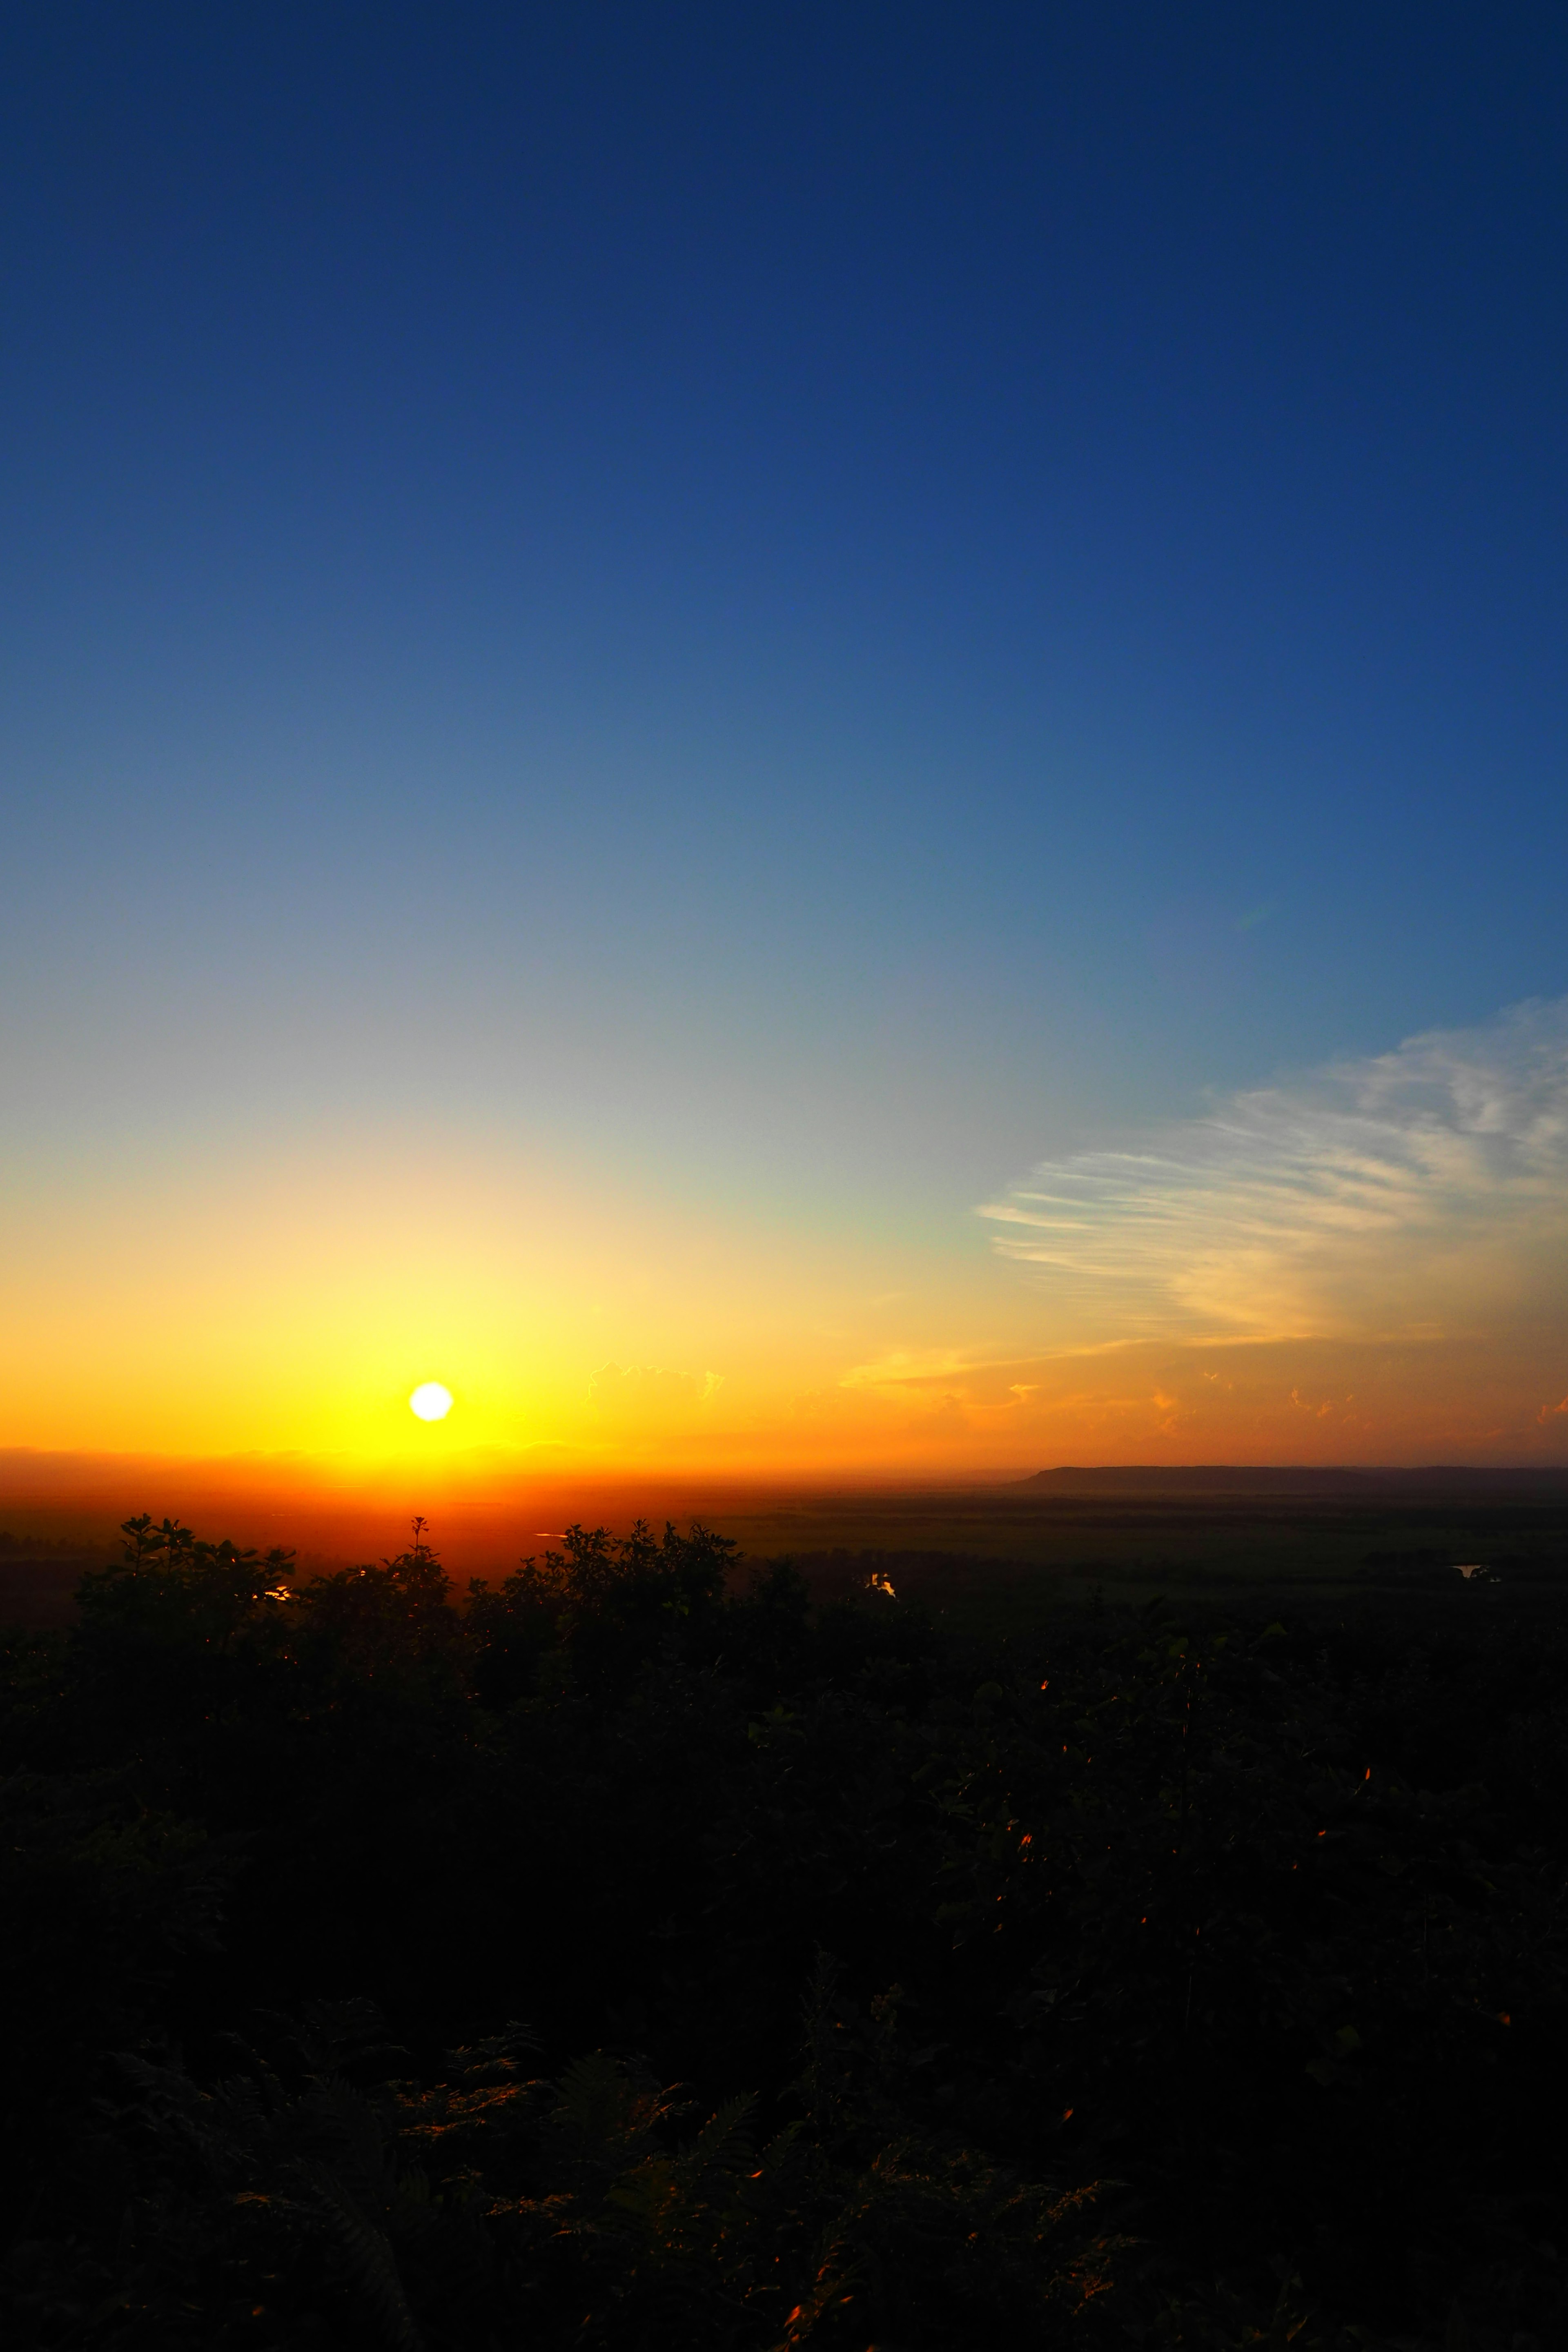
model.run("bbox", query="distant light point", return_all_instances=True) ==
[410,1382,454,1421]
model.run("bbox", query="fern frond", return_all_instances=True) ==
[689,2092,754,2173]
[300,2160,422,2350]
[302,2073,389,2194]
[551,2050,641,2150]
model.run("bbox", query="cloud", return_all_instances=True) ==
[980,998,1568,1345]
[839,1348,976,1392]
[588,1363,725,1421]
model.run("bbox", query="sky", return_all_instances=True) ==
[3,2,1568,1496]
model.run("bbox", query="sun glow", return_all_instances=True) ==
[409,1382,454,1422]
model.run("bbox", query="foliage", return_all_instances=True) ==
[1,1514,1565,2345]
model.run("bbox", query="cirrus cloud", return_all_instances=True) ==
[980,997,1568,1345]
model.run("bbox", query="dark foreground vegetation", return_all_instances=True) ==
[2,1516,1565,2349]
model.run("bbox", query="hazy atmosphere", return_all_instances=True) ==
[6,4,1568,1509]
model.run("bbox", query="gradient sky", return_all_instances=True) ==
[4,3,1568,1482]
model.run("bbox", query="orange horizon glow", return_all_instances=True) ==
[6,1005,1568,1507]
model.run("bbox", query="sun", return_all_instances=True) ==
[409,1382,454,1422]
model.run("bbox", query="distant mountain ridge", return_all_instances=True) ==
[1021,1464,1568,1494]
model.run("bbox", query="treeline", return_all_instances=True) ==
[2,1513,1566,2347]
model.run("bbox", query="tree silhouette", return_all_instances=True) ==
[0,1511,1564,2345]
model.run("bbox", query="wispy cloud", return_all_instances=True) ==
[588,1363,725,1419]
[980,998,1568,1344]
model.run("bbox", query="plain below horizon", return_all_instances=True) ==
[1023,1463,1568,1491]
[1,1448,1567,1578]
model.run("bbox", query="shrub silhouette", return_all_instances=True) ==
[1,1511,1564,2345]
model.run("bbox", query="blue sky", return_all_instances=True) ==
[4,4,1567,1468]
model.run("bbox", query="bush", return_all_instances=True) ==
[2,1515,1564,2346]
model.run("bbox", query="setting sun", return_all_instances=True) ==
[409,1382,454,1422]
